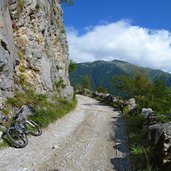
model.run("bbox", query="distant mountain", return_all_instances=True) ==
[69,60,171,96]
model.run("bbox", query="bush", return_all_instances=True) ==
[17,50,25,60]
[17,0,24,15]
[35,3,40,12]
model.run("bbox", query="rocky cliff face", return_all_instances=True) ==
[0,0,16,108]
[0,0,73,108]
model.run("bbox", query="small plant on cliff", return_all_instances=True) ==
[57,77,66,88]
[18,73,29,88]
[35,3,40,12]
[60,0,74,6]
[17,50,25,60]
[56,65,63,71]
[17,0,24,15]
[18,64,26,73]
[53,8,57,16]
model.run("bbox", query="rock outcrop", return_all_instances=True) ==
[0,0,16,108]
[0,0,73,108]
[148,122,171,169]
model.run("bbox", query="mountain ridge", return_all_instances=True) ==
[70,60,171,95]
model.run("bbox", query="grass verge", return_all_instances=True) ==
[28,95,77,128]
[4,89,77,128]
[0,90,77,148]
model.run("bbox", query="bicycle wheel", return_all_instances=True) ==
[6,127,28,148]
[25,120,42,136]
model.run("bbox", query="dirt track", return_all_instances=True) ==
[0,95,130,171]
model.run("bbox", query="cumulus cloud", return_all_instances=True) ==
[66,20,171,72]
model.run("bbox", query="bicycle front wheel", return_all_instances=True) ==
[25,120,42,136]
[6,127,28,148]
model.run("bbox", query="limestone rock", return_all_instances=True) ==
[18,105,34,118]
[0,131,3,143]
[0,0,16,107]
[0,0,73,109]
[126,98,137,110]
[141,108,153,118]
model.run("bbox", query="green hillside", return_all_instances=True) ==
[69,60,171,96]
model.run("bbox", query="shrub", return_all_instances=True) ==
[131,145,151,170]
[57,77,66,88]
[18,73,28,84]
[35,3,40,12]
[53,8,57,16]
[17,0,24,15]
[17,50,25,60]
[6,97,20,107]
[18,64,26,72]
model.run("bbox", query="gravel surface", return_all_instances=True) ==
[0,95,131,171]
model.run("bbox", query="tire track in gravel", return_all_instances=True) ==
[0,95,130,171]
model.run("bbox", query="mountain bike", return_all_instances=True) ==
[3,108,42,148]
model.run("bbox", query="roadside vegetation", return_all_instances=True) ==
[3,89,77,128]
[113,71,171,170]
[0,88,77,147]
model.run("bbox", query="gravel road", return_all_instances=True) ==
[0,95,130,171]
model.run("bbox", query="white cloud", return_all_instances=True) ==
[66,20,171,72]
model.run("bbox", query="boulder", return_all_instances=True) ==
[92,91,101,98]
[126,98,137,110]
[18,105,34,118]
[103,94,114,103]
[77,89,93,97]
[0,131,3,143]
[142,108,157,126]
[141,108,153,118]
[148,122,171,166]
[144,111,157,126]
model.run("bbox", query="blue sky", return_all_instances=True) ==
[62,0,171,72]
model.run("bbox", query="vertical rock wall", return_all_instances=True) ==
[0,0,73,108]
[2,0,73,102]
[0,0,16,108]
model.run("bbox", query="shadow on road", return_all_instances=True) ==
[110,113,131,171]
[111,157,131,171]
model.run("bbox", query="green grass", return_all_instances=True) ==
[0,141,8,149]
[1,89,77,148]
[17,0,24,15]
[4,89,77,128]
[123,112,157,170]
[29,95,77,128]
